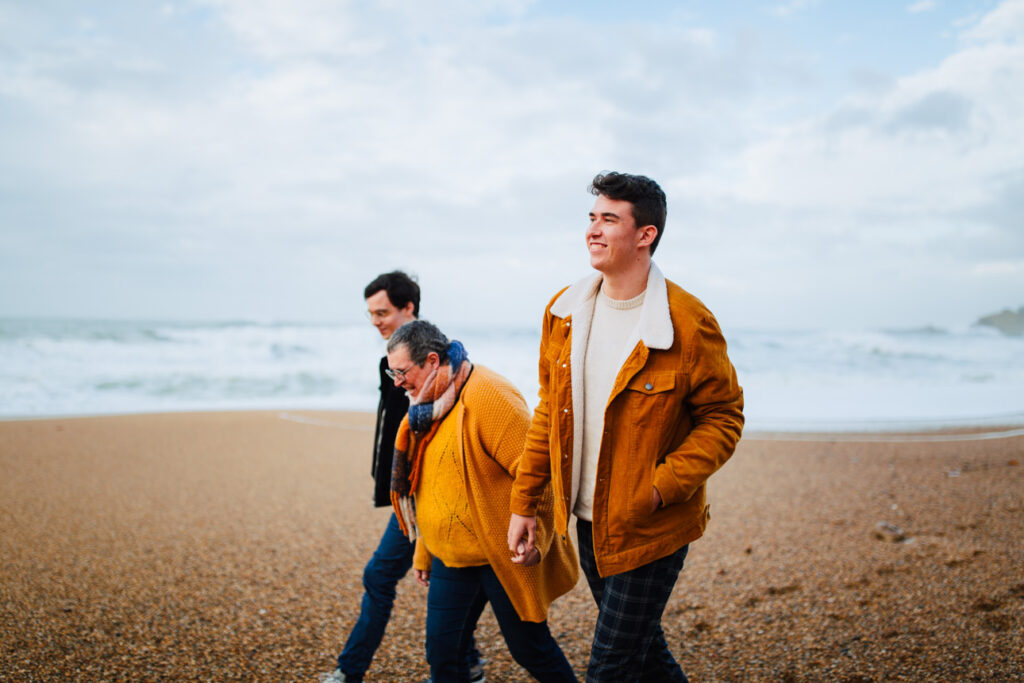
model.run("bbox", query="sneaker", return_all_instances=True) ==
[318,668,361,683]
[422,666,485,683]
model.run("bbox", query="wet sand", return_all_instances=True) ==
[1,411,1021,681]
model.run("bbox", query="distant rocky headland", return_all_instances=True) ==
[976,306,1024,337]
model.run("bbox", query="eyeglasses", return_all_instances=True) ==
[385,363,417,382]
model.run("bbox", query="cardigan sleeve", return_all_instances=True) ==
[413,538,433,573]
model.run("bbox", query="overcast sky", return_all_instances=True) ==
[1,0,1021,332]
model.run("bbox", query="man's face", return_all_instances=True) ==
[366,290,416,340]
[586,195,649,275]
[386,344,438,399]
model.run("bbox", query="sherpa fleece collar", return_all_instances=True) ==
[549,261,674,350]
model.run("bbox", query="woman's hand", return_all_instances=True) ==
[414,568,430,586]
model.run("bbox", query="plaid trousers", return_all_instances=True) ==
[576,520,689,683]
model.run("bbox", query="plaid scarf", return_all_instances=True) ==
[390,340,472,539]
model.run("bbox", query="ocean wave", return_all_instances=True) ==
[92,372,344,399]
[3,318,1024,426]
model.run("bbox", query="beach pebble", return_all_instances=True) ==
[874,521,906,543]
[3,413,1023,682]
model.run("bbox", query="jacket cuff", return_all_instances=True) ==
[653,465,686,507]
[509,492,540,517]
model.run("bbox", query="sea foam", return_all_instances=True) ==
[1,318,1022,431]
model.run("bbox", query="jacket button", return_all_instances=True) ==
[645,382,653,390]
[562,363,567,368]
[563,408,569,413]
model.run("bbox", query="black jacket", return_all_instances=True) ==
[371,355,409,507]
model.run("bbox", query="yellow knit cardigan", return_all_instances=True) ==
[413,365,579,623]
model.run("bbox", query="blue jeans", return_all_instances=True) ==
[426,556,577,683]
[577,520,689,683]
[336,514,484,680]
[336,513,415,678]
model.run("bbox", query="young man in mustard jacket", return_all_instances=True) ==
[508,172,744,682]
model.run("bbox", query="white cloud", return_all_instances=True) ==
[907,1,937,14]
[702,15,1024,220]
[1,0,1022,330]
[961,0,1024,43]
[771,0,822,17]
[651,2,1024,328]
[971,260,1024,276]
[199,0,362,59]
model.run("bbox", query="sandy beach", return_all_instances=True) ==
[1,411,1021,682]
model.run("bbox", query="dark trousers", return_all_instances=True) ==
[576,520,689,683]
[337,513,482,679]
[426,556,577,683]
[336,513,415,678]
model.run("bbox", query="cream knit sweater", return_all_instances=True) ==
[575,288,645,521]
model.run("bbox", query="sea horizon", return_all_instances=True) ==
[3,316,1022,433]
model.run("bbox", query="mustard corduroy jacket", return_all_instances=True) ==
[510,263,744,577]
[414,365,579,623]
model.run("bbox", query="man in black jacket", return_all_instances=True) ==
[323,271,484,682]
[364,272,420,510]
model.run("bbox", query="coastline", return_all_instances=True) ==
[1,411,1021,681]
[6,406,1024,435]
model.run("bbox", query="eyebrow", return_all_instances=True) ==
[589,211,621,221]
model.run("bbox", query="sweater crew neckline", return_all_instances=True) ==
[597,287,645,311]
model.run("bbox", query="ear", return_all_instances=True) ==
[426,351,440,367]
[399,301,415,317]
[637,225,658,249]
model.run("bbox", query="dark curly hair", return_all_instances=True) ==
[589,172,667,255]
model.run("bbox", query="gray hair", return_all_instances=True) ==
[387,319,449,365]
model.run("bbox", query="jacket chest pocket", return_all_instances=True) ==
[625,371,678,399]
[622,371,682,449]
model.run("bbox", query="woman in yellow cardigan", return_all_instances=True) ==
[387,320,578,682]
